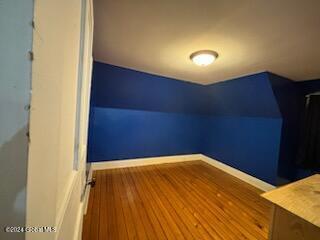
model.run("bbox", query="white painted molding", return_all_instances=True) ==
[83,164,93,215]
[200,154,276,192]
[74,202,84,240]
[91,154,203,170]
[91,154,275,192]
[55,170,84,240]
[55,171,78,238]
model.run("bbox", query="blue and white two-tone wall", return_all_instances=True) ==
[87,61,320,185]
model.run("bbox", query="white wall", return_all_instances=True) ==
[26,0,93,239]
[0,1,34,240]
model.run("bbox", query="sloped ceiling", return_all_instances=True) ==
[93,0,320,84]
[92,62,282,118]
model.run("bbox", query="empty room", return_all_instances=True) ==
[1,0,320,240]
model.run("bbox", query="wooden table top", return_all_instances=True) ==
[261,174,320,228]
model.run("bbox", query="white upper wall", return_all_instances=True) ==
[0,1,34,240]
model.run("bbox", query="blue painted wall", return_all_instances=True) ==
[202,73,282,184]
[298,79,320,96]
[267,76,320,182]
[206,72,281,117]
[88,61,320,185]
[88,107,206,161]
[92,62,210,115]
[202,117,282,184]
[268,73,302,182]
[88,62,209,162]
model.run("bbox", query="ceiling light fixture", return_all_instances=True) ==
[190,50,218,66]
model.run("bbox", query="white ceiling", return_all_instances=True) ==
[93,0,320,84]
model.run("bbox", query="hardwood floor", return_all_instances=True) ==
[82,161,272,240]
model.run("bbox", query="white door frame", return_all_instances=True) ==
[26,0,94,239]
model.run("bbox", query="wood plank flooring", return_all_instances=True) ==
[82,161,272,240]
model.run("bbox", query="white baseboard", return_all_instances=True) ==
[90,154,275,192]
[200,155,275,192]
[91,154,203,170]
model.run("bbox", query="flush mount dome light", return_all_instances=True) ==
[190,50,218,66]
